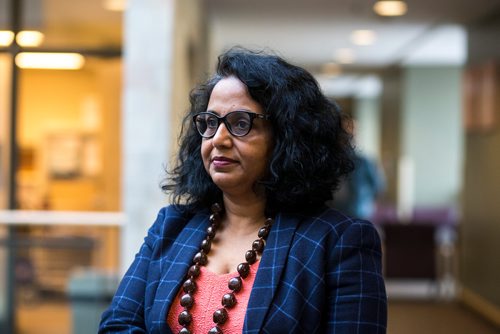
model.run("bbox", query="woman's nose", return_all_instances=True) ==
[211,122,232,147]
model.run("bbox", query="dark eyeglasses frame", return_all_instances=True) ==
[192,111,270,138]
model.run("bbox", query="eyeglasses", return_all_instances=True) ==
[193,111,270,138]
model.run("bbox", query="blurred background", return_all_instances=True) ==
[0,0,499,333]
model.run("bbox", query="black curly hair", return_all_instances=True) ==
[162,47,354,214]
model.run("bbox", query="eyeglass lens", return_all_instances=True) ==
[194,111,254,137]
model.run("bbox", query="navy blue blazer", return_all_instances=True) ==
[99,205,387,333]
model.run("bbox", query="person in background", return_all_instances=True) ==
[99,47,387,334]
[328,119,385,221]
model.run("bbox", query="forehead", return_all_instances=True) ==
[207,76,262,115]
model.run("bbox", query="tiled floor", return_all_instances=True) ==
[15,299,500,334]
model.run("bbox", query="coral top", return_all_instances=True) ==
[167,261,260,334]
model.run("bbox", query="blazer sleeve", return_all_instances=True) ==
[326,219,387,333]
[99,207,169,333]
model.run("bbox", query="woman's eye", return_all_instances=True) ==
[234,119,250,129]
[206,118,218,128]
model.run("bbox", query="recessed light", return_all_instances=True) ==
[0,30,15,47]
[335,48,355,64]
[15,52,85,70]
[103,0,127,11]
[373,0,408,17]
[16,31,45,47]
[351,30,377,46]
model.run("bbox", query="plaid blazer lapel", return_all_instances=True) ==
[151,210,211,334]
[244,212,301,333]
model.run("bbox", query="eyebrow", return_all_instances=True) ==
[205,108,254,115]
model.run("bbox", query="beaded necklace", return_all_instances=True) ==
[177,203,274,334]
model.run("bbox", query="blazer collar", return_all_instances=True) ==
[155,209,301,334]
[244,211,301,333]
[152,210,211,334]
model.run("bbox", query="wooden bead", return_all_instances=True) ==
[208,326,223,334]
[182,279,197,293]
[201,239,212,253]
[179,327,191,334]
[258,226,270,239]
[188,264,200,278]
[222,293,236,308]
[178,310,192,326]
[252,239,265,253]
[206,226,216,239]
[237,262,250,278]
[228,277,242,292]
[264,217,274,226]
[213,308,228,324]
[245,250,257,264]
[180,293,194,308]
[193,251,208,265]
[211,203,222,213]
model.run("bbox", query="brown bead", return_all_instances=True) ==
[211,203,222,213]
[264,217,274,226]
[178,310,192,326]
[237,262,250,278]
[206,226,216,239]
[245,250,257,264]
[222,293,237,308]
[228,276,242,292]
[208,326,223,334]
[258,226,270,239]
[213,308,228,324]
[180,293,194,308]
[193,251,208,265]
[252,239,265,253]
[182,279,197,293]
[179,327,191,334]
[188,264,200,278]
[201,239,212,253]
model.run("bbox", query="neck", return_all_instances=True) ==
[221,195,267,236]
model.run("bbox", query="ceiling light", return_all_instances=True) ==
[335,48,355,64]
[103,0,127,11]
[373,0,408,17]
[0,30,15,47]
[15,52,85,70]
[350,30,377,46]
[16,30,45,47]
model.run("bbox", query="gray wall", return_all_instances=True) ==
[401,66,464,208]
[460,14,500,324]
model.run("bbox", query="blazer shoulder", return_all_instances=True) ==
[298,206,378,240]
[147,204,200,240]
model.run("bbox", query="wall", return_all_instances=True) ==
[171,0,208,159]
[121,0,208,272]
[401,66,464,208]
[380,69,403,205]
[460,14,500,327]
[354,96,381,159]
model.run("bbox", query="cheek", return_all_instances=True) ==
[200,141,211,171]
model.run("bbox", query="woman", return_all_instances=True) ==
[99,47,387,333]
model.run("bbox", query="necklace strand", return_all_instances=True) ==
[177,203,273,334]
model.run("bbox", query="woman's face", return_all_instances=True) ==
[201,76,273,197]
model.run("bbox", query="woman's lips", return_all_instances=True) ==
[211,156,237,168]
